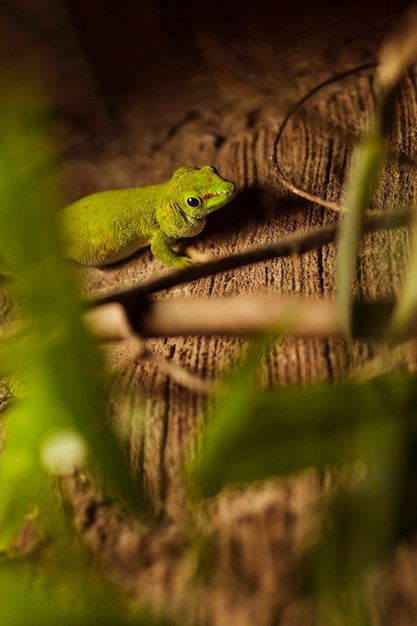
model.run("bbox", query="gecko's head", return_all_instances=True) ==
[170,165,237,218]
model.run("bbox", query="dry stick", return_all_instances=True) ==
[131,297,395,339]
[91,209,408,314]
[270,62,378,212]
[87,292,397,340]
[86,296,339,339]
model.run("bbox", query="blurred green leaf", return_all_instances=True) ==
[0,483,170,625]
[0,82,144,549]
[337,11,417,338]
[193,348,415,564]
[0,564,171,625]
[337,132,387,338]
[194,367,406,495]
[193,345,417,590]
[389,217,417,339]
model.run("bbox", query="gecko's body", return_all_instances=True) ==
[60,166,237,268]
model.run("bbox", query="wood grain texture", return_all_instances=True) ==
[2,1,417,624]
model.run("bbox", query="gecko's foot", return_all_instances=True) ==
[183,246,212,264]
[169,256,196,268]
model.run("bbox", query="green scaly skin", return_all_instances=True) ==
[60,166,237,268]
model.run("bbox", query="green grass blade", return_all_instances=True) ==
[389,218,417,339]
[0,82,144,542]
[337,133,387,337]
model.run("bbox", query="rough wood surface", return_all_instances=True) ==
[2,1,417,624]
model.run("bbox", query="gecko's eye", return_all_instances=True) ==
[187,197,201,208]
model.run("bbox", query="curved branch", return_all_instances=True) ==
[270,62,377,212]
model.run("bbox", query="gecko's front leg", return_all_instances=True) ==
[150,231,193,268]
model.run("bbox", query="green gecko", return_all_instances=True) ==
[60,165,237,268]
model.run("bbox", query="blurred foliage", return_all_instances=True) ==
[0,85,152,623]
[194,349,417,579]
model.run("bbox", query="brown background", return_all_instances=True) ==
[2,1,417,624]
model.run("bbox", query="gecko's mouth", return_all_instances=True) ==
[201,191,224,200]
[201,188,236,202]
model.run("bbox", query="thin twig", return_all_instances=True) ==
[134,296,391,338]
[270,62,377,212]
[90,209,409,312]
[86,293,397,340]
